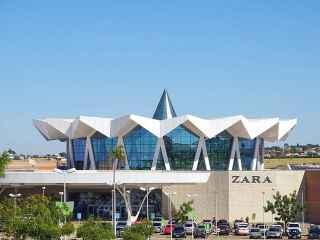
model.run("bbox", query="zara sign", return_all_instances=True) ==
[231,175,272,184]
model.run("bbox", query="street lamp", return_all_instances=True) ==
[163,190,176,240]
[54,168,76,202]
[140,187,156,221]
[262,191,266,240]
[9,193,21,217]
[271,187,276,223]
[41,186,46,197]
[186,193,198,240]
[59,191,64,203]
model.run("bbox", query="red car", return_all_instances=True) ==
[162,224,176,235]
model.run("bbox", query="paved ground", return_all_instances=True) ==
[150,233,310,240]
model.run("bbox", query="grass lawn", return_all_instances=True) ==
[264,157,320,169]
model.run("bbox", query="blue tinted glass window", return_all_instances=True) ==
[205,131,233,170]
[156,151,166,170]
[124,126,157,170]
[197,151,206,170]
[91,132,118,170]
[72,138,86,170]
[164,125,199,170]
[239,138,256,170]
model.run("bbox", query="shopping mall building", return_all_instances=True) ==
[1,90,320,223]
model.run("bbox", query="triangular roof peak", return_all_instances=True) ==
[152,89,177,120]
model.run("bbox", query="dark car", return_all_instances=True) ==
[288,228,301,239]
[194,225,207,238]
[173,226,186,238]
[217,219,229,226]
[218,224,230,235]
[308,225,320,239]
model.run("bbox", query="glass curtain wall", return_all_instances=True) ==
[239,138,256,170]
[164,125,199,170]
[72,138,86,170]
[91,132,117,170]
[205,131,233,170]
[124,126,157,170]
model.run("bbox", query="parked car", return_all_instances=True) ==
[168,219,176,225]
[153,222,162,233]
[173,226,186,238]
[308,225,320,239]
[218,224,231,235]
[235,223,250,236]
[184,222,196,235]
[266,226,283,239]
[249,227,263,239]
[287,222,301,239]
[194,224,207,238]
[271,224,284,234]
[162,224,175,235]
[256,224,269,237]
[234,219,245,229]
[217,219,229,226]
[202,221,213,234]
[152,216,162,223]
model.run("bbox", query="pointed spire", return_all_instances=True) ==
[153,89,177,120]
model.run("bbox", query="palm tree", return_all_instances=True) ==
[0,152,11,177]
[108,145,126,236]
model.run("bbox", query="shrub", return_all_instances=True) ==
[129,220,153,238]
[77,218,115,240]
[61,222,75,236]
[122,229,144,240]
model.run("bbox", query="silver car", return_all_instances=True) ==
[250,228,262,239]
[266,226,282,239]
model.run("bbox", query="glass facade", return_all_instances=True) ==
[197,152,206,170]
[69,189,162,220]
[239,138,256,170]
[72,138,86,170]
[91,132,117,170]
[164,125,199,170]
[205,131,233,170]
[124,126,157,170]
[156,151,166,170]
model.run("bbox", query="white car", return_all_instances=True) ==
[287,222,301,234]
[184,222,196,235]
[235,223,250,235]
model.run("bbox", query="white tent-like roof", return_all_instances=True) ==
[33,114,297,142]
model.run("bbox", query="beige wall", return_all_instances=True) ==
[166,170,305,223]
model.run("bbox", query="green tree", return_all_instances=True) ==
[109,145,126,169]
[77,217,115,240]
[0,195,67,240]
[264,191,303,232]
[0,152,11,177]
[129,219,153,238]
[174,200,194,224]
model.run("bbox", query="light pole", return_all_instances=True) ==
[55,168,76,202]
[163,190,176,240]
[262,191,266,240]
[42,186,46,197]
[186,193,198,240]
[9,193,21,217]
[271,187,276,223]
[59,191,64,203]
[301,185,305,234]
[140,187,155,221]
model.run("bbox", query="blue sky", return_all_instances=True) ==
[1,1,319,154]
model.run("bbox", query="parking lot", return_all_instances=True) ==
[150,233,310,240]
